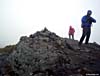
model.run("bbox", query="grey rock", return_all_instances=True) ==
[5,28,100,76]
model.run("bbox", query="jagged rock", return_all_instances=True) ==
[6,28,100,76]
[0,53,13,76]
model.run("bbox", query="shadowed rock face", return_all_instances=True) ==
[2,28,100,76]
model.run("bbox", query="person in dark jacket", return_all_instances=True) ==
[79,10,96,45]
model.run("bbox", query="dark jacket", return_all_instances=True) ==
[81,15,96,27]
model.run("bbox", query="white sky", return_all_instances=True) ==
[0,0,100,47]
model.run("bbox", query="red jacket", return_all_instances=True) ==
[69,26,75,35]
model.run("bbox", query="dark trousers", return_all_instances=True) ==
[69,34,74,40]
[79,27,91,45]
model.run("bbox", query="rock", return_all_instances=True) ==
[6,28,100,76]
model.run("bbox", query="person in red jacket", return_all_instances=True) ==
[68,26,75,40]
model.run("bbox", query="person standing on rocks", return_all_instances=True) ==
[79,10,96,45]
[68,25,75,40]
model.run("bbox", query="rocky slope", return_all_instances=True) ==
[1,28,100,76]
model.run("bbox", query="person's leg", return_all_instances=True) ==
[79,28,87,45]
[85,28,91,44]
[72,34,74,40]
[79,34,85,45]
[69,34,71,39]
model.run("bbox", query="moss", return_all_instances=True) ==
[0,45,16,53]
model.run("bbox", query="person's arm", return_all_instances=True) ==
[81,16,87,28]
[73,28,75,33]
[91,17,96,23]
[82,16,87,23]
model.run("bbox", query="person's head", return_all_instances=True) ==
[87,10,92,16]
[70,25,72,28]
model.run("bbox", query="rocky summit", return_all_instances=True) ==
[1,28,100,76]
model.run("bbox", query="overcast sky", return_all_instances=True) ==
[0,0,100,47]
